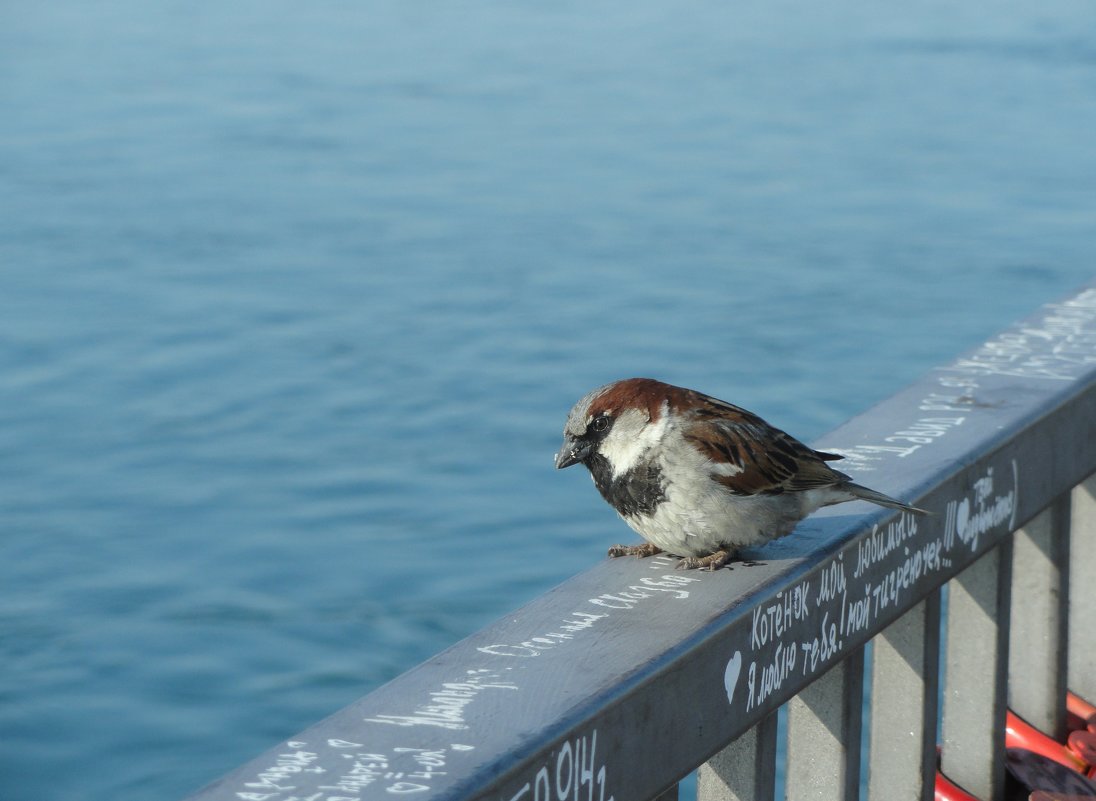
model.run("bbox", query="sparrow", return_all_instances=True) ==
[555,378,928,570]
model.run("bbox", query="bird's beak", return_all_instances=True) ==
[555,436,592,469]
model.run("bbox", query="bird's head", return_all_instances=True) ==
[555,378,672,476]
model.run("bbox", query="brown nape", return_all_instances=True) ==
[592,378,672,422]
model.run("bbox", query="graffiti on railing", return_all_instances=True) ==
[476,563,699,659]
[826,371,977,472]
[507,729,613,801]
[735,451,1020,715]
[944,288,1096,381]
[943,462,1019,553]
[363,668,519,731]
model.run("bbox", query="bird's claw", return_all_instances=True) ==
[607,543,663,559]
[675,550,732,571]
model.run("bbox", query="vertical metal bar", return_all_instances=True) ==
[1070,473,1096,705]
[867,591,941,801]
[1008,497,1070,739]
[785,648,864,801]
[697,712,777,801]
[941,539,1013,801]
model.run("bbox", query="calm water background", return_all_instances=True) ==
[2,1,1095,798]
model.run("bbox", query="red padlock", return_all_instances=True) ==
[1007,710,1089,773]
[1006,748,1096,798]
[1066,730,1096,770]
[1066,692,1096,735]
[934,771,980,801]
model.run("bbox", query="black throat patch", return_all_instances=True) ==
[584,453,667,517]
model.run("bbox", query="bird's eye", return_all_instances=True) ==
[592,415,611,433]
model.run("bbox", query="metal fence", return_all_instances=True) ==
[186,282,1096,801]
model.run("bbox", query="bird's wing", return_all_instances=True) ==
[681,396,843,496]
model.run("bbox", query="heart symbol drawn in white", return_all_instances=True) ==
[724,651,742,705]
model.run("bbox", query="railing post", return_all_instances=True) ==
[1069,473,1096,705]
[1008,497,1071,739]
[697,711,777,801]
[941,540,1013,801]
[867,591,941,801]
[785,648,864,801]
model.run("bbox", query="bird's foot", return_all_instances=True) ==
[676,549,733,571]
[607,543,664,559]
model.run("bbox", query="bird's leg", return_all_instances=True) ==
[676,549,732,571]
[607,543,663,559]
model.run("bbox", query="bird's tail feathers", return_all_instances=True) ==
[844,482,930,516]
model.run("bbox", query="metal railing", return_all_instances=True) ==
[186,281,1096,801]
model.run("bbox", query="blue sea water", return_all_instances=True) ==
[1,1,1095,798]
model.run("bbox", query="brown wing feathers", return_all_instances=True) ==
[681,395,846,497]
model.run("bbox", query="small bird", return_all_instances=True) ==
[555,378,927,570]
